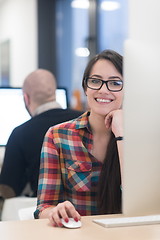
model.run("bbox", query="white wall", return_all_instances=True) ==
[0,0,38,86]
[0,0,38,164]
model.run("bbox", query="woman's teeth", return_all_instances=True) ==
[96,98,111,103]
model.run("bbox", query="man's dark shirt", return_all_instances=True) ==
[0,108,83,197]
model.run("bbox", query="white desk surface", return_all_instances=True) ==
[0,214,160,240]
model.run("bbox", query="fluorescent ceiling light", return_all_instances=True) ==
[101,1,120,11]
[75,48,90,57]
[71,0,89,9]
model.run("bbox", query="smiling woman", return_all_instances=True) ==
[34,49,124,227]
[83,57,123,118]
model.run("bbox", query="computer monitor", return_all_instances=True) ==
[122,43,160,217]
[0,87,68,146]
[56,88,68,109]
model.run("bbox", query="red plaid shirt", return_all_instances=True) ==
[34,112,103,218]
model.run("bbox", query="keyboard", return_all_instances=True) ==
[93,215,160,228]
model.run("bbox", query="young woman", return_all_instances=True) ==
[34,49,124,227]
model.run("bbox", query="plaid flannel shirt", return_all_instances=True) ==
[34,111,103,218]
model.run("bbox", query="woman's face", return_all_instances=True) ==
[85,59,123,117]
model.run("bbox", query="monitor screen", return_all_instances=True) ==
[56,88,68,109]
[0,87,68,146]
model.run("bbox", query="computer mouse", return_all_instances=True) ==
[61,218,82,229]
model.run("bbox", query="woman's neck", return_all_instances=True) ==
[89,111,109,135]
[88,111,111,162]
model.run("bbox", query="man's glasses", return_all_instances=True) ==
[85,77,123,92]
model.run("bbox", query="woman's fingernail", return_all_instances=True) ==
[59,222,63,227]
[65,218,69,223]
[74,217,78,222]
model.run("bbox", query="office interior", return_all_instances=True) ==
[1,0,160,235]
[0,0,128,166]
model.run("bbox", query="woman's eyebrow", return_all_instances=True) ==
[108,76,121,79]
[90,74,102,78]
[90,75,122,79]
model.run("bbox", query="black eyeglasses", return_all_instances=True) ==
[85,77,123,92]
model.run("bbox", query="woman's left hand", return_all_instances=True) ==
[104,109,123,137]
[105,109,124,178]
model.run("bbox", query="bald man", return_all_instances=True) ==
[23,69,60,117]
[0,69,83,199]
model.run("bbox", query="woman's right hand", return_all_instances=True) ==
[48,201,81,227]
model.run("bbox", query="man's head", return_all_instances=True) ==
[23,69,57,116]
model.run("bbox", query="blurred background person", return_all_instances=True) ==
[0,69,83,200]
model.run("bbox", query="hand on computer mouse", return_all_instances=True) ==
[48,201,81,227]
[61,218,82,228]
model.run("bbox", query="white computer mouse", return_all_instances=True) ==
[61,218,82,229]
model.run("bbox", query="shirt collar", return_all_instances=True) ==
[75,111,91,132]
[33,101,62,116]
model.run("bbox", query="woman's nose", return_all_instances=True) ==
[98,82,110,93]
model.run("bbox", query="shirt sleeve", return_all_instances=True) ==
[34,128,64,218]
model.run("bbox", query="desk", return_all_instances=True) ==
[0,215,160,240]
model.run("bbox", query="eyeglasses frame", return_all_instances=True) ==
[85,77,123,92]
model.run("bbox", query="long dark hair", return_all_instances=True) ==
[82,49,123,214]
[97,133,122,214]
